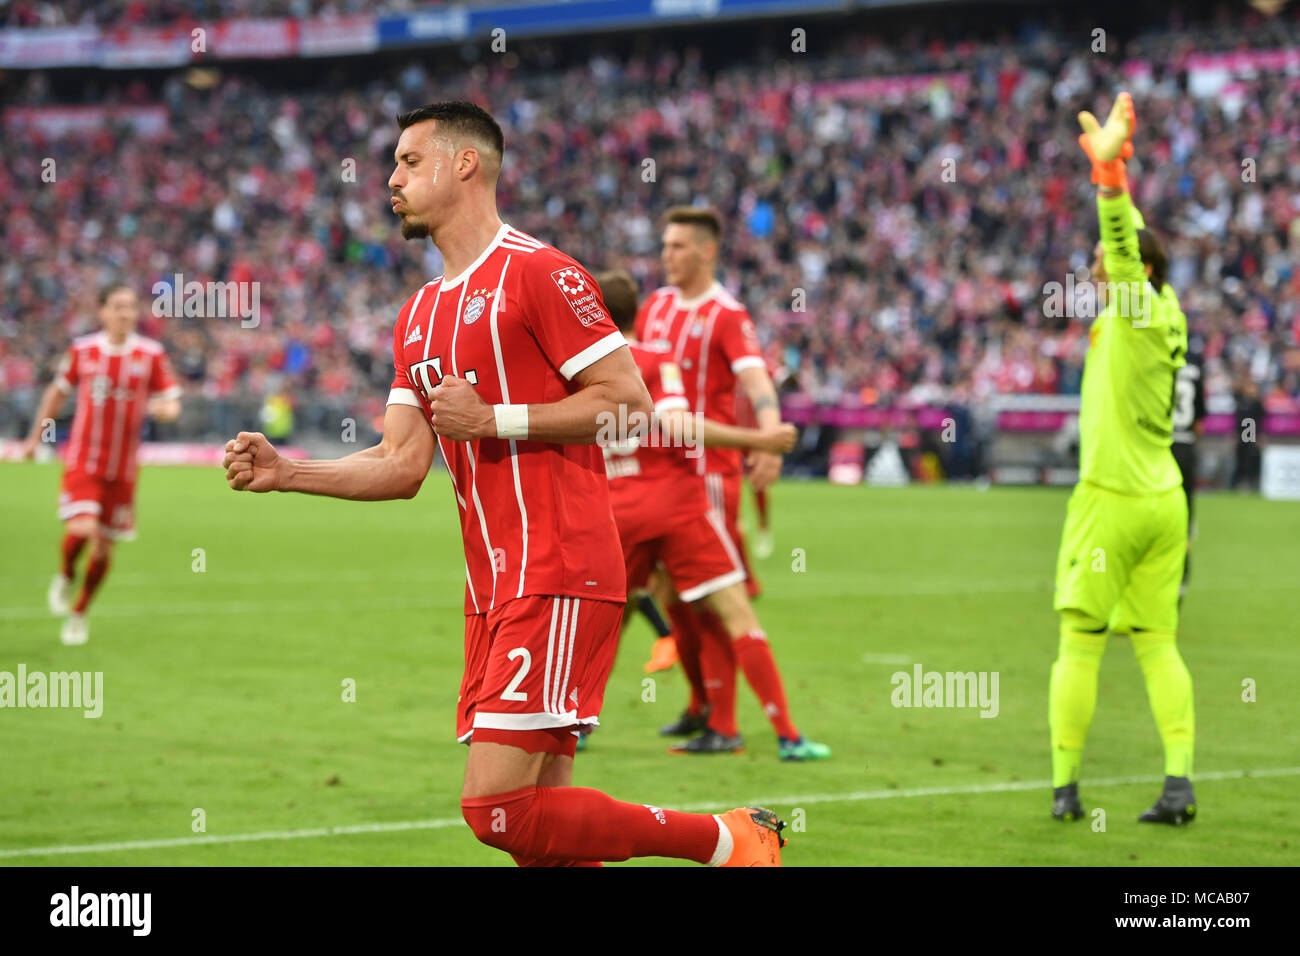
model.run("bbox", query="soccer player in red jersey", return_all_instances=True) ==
[634,208,826,759]
[21,283,182,645]
[600,270,830,760]
[220,102,786,866]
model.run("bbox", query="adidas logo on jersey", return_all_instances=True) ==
[404,326,423,346]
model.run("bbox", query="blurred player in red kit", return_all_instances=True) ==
[635,208,828,760]
[21,283,182,646]
[597,269,830,760]
[221,102,786,866]
[734,356,790,562]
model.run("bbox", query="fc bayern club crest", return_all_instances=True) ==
[463,294,487,325]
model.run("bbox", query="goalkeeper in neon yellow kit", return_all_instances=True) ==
[1050,92,1196,825]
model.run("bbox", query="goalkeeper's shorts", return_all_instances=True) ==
[1053,481,1188,633]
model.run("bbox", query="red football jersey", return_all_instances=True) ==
[633,281,766,476]
[604,342,710,544]
[55,331,180,481]
[388,223,629,615]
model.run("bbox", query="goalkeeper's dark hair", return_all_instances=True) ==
[396,101,504,163]
[1137,228,1167,293]
[595,268,639,333]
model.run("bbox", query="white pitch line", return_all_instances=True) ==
[3,766,1296,860]
[0,596,442,621]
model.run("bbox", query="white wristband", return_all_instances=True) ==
[493,404,529,440]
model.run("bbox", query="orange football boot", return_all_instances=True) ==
[714,807,787,867]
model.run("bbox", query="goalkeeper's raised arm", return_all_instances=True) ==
[1078,91,1170,325]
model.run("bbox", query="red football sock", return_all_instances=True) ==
[733,630,799,740]
[463,786,720,865]
[74,555,111,614]
[511,854,603,867]
[696,608,740,738]
[61,534,88,580]
[666,601,708,717]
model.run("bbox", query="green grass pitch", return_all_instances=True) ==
[1,462,1296,866]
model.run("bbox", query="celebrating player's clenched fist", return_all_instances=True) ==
[429,375,495,442]
[222,431,282,492]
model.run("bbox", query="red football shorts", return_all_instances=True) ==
[58,470,137,541]
[622,509,747,604]
[457,595,624,757]
[705,471,758,598]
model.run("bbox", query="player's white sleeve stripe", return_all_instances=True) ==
[730,356,766,374]
[386,387,423,408]
[472,711,579,731]
[558,598,579,716]
[558,330,627,380]
[653,397,690,416]
[53,377,73,394]
[551,597,571,715]
[488,254,530,599]
[149,384,183,400]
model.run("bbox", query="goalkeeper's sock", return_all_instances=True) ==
[1049,616,1108,787]
[1131,631,1195,779]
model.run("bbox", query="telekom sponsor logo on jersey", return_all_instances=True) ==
[151,273,261,328]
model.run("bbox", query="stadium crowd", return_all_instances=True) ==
[0,0,456,28]
[2,7,1298,440]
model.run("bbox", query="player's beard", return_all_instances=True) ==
[400,215,430,241]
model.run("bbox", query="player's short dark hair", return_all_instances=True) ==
[396,101,504,162]
[1137,228,1167,294]
[595,269,639,333]
[98,280,134,305]
[664,206,722,242]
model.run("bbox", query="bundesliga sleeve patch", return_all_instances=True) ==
[551,268,610,327]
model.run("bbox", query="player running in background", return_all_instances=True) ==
[221,102,786,866]
[1050,93,1196,826]
[596,269,829,760]
[1170,341,1205,604]
[20,283,182,646]
[635,207,806,755]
